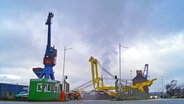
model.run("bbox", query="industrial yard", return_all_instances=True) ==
[0,12,157,101]
[1,99,184,104]
[1,0,184,103]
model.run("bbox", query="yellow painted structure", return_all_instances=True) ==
[89,56,115,91]
[89,56,157,96]
[130,78,157,92]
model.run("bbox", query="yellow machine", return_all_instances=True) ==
[130,78,157,92]
[89,56,115,91]
[89,56,157,96]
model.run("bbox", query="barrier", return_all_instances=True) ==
[60,91,65,101]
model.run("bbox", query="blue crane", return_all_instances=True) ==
[33,12,57,80]
[143,64,149,79]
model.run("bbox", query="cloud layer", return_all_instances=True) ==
[0,0,184,92]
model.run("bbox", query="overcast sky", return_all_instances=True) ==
[1,0,184,92]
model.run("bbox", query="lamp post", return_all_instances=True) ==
[62,46,72,92]
[130,70,133,86]
[119,44,128,83]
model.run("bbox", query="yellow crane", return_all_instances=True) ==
[89,56,157,96]
[89,56,115,91]
[130,78,157,93]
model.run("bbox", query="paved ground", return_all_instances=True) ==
[1,99,184,104]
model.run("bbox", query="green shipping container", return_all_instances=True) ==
[28,78,61,101]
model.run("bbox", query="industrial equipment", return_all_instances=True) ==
[89,56,115,92]
[28,12,61,101]
[33,12,57,80]
[131,78,157,92]
[70,90,81,100]
[89,56,157,97]
[143,64,149,79]
[72,80,93,91]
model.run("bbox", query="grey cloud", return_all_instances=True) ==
[1,0,184,91]
[61,0,160,68]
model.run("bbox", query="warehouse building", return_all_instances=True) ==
[0,83,28,99]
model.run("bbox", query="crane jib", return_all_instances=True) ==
[45,13,54,57]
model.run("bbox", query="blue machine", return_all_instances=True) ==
[33,12,57,80]
[143,64,149,79]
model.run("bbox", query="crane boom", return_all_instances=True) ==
[143,64,149,79]
[130,78,157,92]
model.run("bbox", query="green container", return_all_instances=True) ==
[28,78,61,101]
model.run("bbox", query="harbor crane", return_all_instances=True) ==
[143,64,149,79]
[33,12,57,80]
[89,56,156,96]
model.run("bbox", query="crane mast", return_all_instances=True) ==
[89,56,102,90]
[89,56,115,91]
